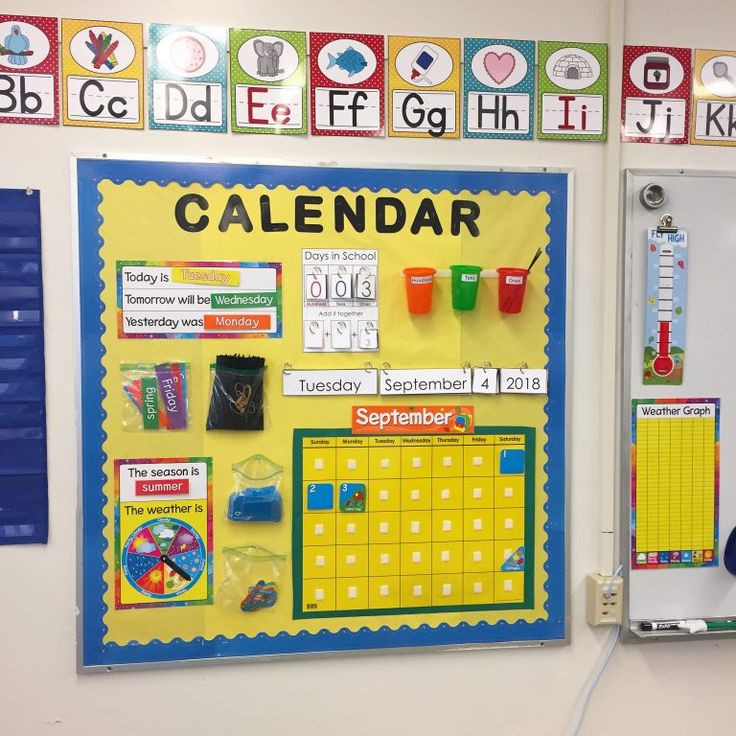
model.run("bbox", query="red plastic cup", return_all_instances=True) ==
[497,268,529,314]
[403,267,436,314]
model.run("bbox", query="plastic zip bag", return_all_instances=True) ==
[217,545,286,612]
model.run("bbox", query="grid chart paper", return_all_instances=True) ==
[293,427,534,617]
[631,399,719,569]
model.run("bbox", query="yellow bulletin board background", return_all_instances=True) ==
[77,158,569,668]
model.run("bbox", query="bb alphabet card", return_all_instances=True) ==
[463,38,535,139]
[621,45,692,144]
[0,15,58,125]
[537,41,608,141]
[309,32,385,137]
[229,29,307,135]
[388,36,461,139]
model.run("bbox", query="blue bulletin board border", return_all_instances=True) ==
[77,158,568,669]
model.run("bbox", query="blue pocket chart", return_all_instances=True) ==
[0,189,48,545]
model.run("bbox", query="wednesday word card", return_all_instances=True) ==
[631,399,719,569]
[0,15,58,125]
[309,32,384,136]
[622,45,692,144]
[463,38,535,140]
[537,41,608,141]
[148,24,228,132]
[61,19,144,129]
[229,28,307,135]
[691,48,736,146]
[388,36,461,139]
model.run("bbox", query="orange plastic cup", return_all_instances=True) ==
[497,268,529,314]
[403,267,436,314]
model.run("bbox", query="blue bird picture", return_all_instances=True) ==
[0,24,33,66]
[327,46,368,77]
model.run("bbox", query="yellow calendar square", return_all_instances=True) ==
[401,447,432,477]
[432,510,463,542]
[369,576,401,608]
[494,540,525,571]
[463,477,493,508]
[369,479,401,512]
[463,447,494,476]
[464,541,494,572]
[303,449,336,481]
[463,573,495,604]
[463,509,494,541]
[369,543,401,576]
[336,577,369,610]
[432,541,463,574]
[303,545,336,579]
[432,477,463,509]
[369,448,401,478]
[401,575,432,607]
[401,510,432,543]
[401,542,432,575]
[304,514,336,546]
[337,514,368,545]
[495,572,524,602]
[432,574,463,605]
[432,446,463,477]
[494,476,524,508]
[369,511,401,544]
[401,478,432,510]
[303,579,336,612]
[336,544,369,577]
[335,447,368,479]
[494,508,524,540]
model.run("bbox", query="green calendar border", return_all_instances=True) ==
[292,426,536,619]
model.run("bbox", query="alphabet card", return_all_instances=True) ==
[229,28,306,135]
[621,46,692,144]
[388,36,461,138]
[0,15,58,126]
[61,19,143,129]
[537,41,607,140]
[691,49,736,146]
[148,24,227,133]
[309,32,384,136]
[463,38,535,139]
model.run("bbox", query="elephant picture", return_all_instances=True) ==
[253,38,284,78]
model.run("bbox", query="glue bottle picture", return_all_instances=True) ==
[411,45,438,81]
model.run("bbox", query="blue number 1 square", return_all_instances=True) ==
[499,449,525,475]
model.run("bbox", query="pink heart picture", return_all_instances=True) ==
[484,52,516,85]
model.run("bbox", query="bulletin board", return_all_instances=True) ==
[77,158,569,669]
[622,170,736,639]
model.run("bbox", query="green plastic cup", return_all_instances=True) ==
[449,265,483,311]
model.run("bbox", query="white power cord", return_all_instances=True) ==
[569,565,623,736]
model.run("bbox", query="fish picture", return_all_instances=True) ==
[326,45,367,77]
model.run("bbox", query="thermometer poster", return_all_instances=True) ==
[643,228,688,385]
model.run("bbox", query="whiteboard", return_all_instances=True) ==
[623,169,736,634]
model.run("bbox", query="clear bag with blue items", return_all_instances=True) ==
[217,545,286,612]
[227,454,283,523]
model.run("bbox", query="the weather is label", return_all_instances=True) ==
[117,260,282,338]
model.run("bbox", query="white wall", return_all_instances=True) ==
[0,1,734,734]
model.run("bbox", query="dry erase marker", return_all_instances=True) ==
[640,620,707,633]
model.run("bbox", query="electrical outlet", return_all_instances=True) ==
[586,573,623,626]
